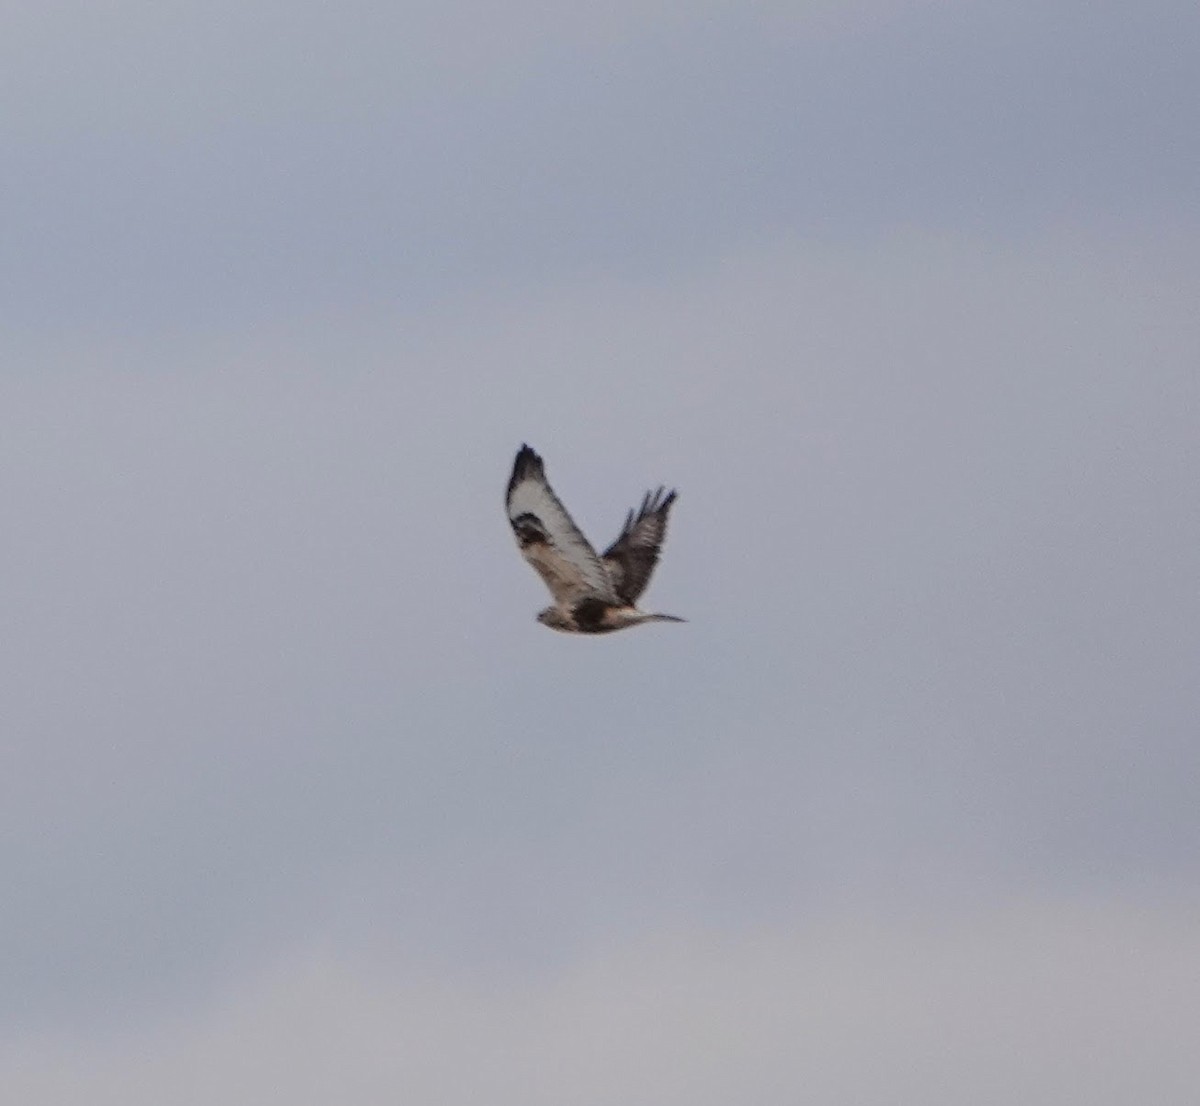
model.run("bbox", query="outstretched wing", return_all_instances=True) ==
[506,445,617,607]
[601,487,677,604]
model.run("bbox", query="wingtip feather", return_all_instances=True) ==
[514,443,543,470]
[508,444,545,498]
[640,486,678,519]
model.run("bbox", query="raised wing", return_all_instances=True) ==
[602,487,677,604]
[506,445,617,607]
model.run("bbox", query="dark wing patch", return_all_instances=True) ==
[507,444,545,502]
[601,487,677,604]
[506,444,617,606]
[510,511,548,548]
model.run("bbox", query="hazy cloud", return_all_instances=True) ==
[5,898,1199,1105]
[2,2,1197,1100]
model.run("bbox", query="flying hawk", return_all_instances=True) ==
[506,444,684,633]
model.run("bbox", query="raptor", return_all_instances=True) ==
[506,444,684,633]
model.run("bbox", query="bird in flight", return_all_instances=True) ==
[506,444,684,633]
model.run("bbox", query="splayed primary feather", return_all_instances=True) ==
[602,487,677,604]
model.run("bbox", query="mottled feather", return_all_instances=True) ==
[505,445,617,606]
[601,487,677,604]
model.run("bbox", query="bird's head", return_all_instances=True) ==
[536,606,573,632]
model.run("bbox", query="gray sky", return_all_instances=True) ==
[3,2,1199,1102]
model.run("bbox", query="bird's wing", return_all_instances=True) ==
[601,487,677,604]
[506,445,617,607]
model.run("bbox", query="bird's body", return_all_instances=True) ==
[506,445,684,633]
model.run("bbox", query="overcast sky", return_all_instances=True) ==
[3,2,1199,1102]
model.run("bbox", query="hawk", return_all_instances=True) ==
[506,444,685,633]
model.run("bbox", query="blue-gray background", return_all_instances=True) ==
[3,2,1198,1101]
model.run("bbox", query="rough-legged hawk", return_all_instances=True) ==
[506,444,684,634]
